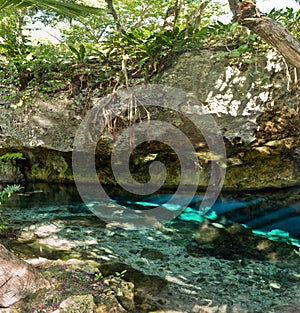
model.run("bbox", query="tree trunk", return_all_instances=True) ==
[163,0,182,31]
[187,0,211,30]
[105,0,122,33]
[229,0,300,69]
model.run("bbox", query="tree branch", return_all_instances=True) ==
[229,0,300,69]
[163,0,182,31]
[187,0,211,30]
[105,0,122,33]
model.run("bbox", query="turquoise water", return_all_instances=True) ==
[2,183,300,246]
[2,183,300,312]
[113,188,300,246]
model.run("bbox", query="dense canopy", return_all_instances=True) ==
[0,0,299,101]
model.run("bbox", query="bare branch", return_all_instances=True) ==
[163,0,182,31]
[105,0,122,33]
[229,0,300,69]
[186,0,211,30]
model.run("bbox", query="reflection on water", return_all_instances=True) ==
[2,183,300,243]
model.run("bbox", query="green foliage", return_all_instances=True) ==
[0,1,296,102]
[268,7,300,40]
[0,43,71,102]
[115,269,127,280]
[104,27,185,81]
[0,183,22,234]
[0,0,103,19]
[0,184,22,204]
[0,152,24,204]
[0,152,25,161]
[0,9,71,102]
[0,152,24,232]
[67,43,86,63]
[94,272,103,281]
[260,73,270,86]
[0,9,30,58]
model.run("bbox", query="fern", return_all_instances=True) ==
[0,153,24,205]
[0,184,22,233]
[0,184,22,204]
[0,152,25,162]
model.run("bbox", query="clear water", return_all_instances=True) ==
[2,183,300,246]
[2,183,300,312]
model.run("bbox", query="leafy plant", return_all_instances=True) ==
[268,7,300,40]
[67,43,86,64]
[0,152,25,161]
[115,269,127,280]
[0,152,24,204]
[0,184,22,204]
[94,272,103,281]
[0,0,103,19]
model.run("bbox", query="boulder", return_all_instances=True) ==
[59,295,96,313]
[0,244,50,308]
[96,276,135,312]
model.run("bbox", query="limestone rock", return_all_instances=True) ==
[114,280,135,311]
[0,244,50,308]
[59,295,96,313]
[140,248,165,260]
[1,51,300,189]
[0,159,24,182]
[34,223,59,238]
[97,277,135,312]
[96,296,126,313]
[0,95,81,152]
[0,309,20,313]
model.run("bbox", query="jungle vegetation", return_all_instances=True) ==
[0,0,299,105]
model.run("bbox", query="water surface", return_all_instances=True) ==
[2,183,300,245]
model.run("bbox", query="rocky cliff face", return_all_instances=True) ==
[0,50,299,189]
[159,50,300,188]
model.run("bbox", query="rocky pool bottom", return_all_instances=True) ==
[1,184,300,312]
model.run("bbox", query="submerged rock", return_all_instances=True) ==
[140,248,165,260]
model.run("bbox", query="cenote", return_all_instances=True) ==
[2,183,300,312]
[4,183,300,244]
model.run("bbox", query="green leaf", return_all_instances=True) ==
[79,44,86,62]
[244,59,255,64]
[218,52,230,57]
[237,44,249,53]
[230,50,241,57]
[261,74,269,86]
[0,184,22,204]
[138,56,149,69]
[0,152,25,161]
[229,22,239,32]
[157,34,172,45]
[249,34,257,41]
[0,0,103,18]
[67,44,78,55]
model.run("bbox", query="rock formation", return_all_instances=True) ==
[0,50,299,189]
[0,244,50,308]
